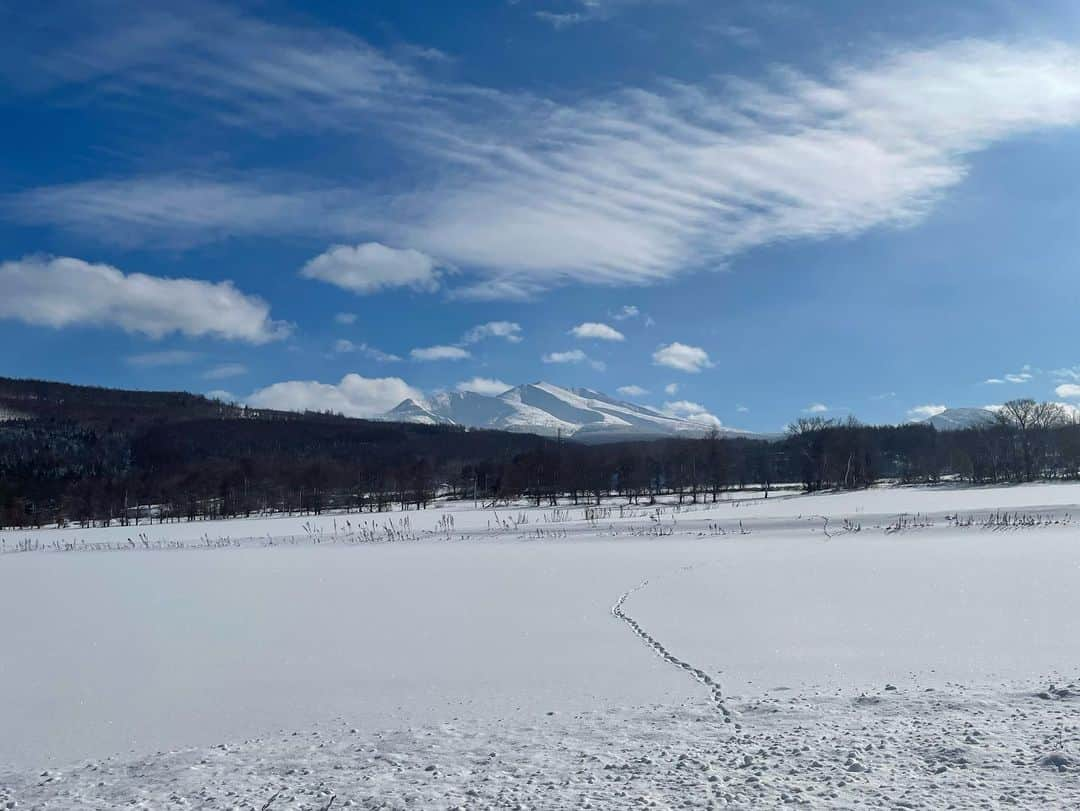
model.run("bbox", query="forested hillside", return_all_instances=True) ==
[0,376,546,527]
[3,377,1080,529]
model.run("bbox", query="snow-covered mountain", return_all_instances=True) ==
[382,382,753,442]
[922,407,998,431]
[382,398,451,426]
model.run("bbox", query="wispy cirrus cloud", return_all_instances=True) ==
[0,1,431,128]
[530,0,673,28]
[6,175,371,248]
[983,365,1035,384]
[126,350,201,368]
[12,10,1080,299]
[203,363,248,380]
[1052,366,1080,383]
[334,340,402,362]
[386,39,1080,296]
[534,10,591,29]
[543,349,588,364]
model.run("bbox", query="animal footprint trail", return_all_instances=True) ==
[611,567,732,721]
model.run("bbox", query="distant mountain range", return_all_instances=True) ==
[383,382,755,443]
[385,388,1007,440]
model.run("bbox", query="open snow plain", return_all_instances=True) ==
[4,482,1080,808]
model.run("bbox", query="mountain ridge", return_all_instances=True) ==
[382,381,753,443]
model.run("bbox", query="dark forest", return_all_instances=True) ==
[3,377,1079,529]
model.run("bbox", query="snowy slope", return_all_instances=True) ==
[923,407,998,431]
[382,398,453,426]
[382,381,753,441]
[429,389,536,430]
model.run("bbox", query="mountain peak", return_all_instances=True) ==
[382,382,752,443]
[385,398,453,426]
[922,407,998,431]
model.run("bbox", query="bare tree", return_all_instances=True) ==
[996,399,1068,480]
[786,417,835,492]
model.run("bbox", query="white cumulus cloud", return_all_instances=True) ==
[653,342,712,373]
[570,322,625,342]
[247,374,422,418]
[461,321,523,344]
[908,404,948,420]
[617,385,648,397]
[456,377,512,396]
[1056,384,1080,400]
[301,243,441,295]
[0,255,289,343]
[663,400,723,429]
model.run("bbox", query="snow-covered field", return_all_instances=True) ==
[4,482,1080,809]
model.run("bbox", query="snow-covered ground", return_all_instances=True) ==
[4,482,1080,808]
[5,479,1080,550]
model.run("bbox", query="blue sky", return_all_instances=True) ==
[4,0,1080,431]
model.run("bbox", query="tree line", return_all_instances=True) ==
[3,381,1079,529]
